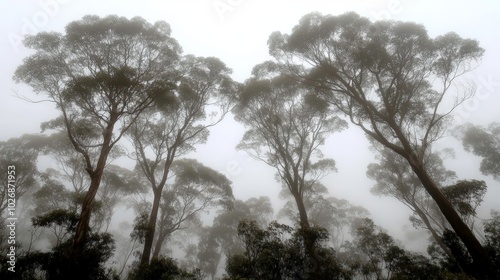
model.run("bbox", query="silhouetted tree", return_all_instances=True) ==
[195,197,273,279]
[233,62,347,274]
[128,256,201,280]
[268,12,494,279]
[128,54,236,265]
[367,144,459,263]
[341,218,442,280]
[151,159,234,260]
[14,15,183,260]
[484,210,500,272]
[6,209,118,280]
[225,220,347,280]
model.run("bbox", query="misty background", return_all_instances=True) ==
[1,0,499,279]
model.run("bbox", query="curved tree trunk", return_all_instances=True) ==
[71,146,111,259]
[408,157,498,280]
[71,174,101,257]
[70,117,116,260]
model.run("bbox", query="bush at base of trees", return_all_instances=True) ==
[0,232,118,280]
[0,209,118,280]
[128,256,201,280]
[224,219,348,280]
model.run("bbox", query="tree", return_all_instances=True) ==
[427,229,475,278]
[268,12,495,279]
[442,180,487,232]
[38,232,117,280]
[0,135,43,272]
[25,132,143,256]
[32,171,79,215]
[37,131,142,232]
[243,196,275,227]
[5,208,118,280]
[369,145,489,275]
[196,197,273,279]
[484,210,500,271]
[340,218,442,280]
[97,164,146,232]
[128,54,236,265]
[367,144,459,262]
[31,209,79,247]
[278,183,369,249]
[233,62,347,273]
[14,15,182,259]
[39,131,100,197]
[0,134,42,218]
[128,256,201,280]
[225,220,297,280]
[151,159,234,260]
[224,220,347,280]
[456,122,500,180]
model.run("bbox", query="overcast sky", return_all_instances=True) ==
[1,0,499,250]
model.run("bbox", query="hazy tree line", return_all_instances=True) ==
[1,12,499,280]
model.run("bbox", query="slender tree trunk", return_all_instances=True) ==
[139,152,175,265]
[141,187,162,265]
[152,225,168,259]
[70,118,116,259]
[71,160,107,258]
[408,158,498,280]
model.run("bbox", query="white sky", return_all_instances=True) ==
[1,0,499,251]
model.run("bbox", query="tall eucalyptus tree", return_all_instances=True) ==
[268,12,494,278]
[234,62,347,275]
[14,15,182,259]
[128,55,237,265]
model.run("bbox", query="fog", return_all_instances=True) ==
[1,1,500,279]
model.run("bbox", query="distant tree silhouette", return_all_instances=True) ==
[127,54,237,265]
[233,61,347,277]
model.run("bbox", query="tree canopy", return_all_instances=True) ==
[14,14,184,272]
[267,11,493,278]
[457,122,500,180]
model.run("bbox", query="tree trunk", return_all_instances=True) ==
[70,117,116,259]
[139,151,175,265]
[152,224,168,260]
[408,158,498,280]
[292,191,324,278]
[293,192,310,229]
[71,166,105,258]
[141,187,162,265]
